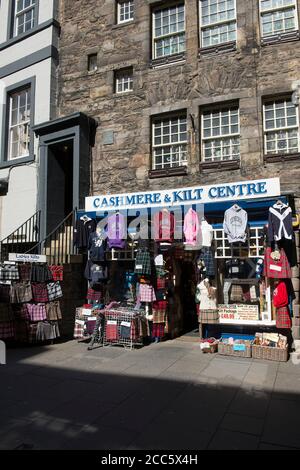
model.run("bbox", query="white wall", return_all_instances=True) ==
[0,58,53,239]
[0,0,55,44]
[0,28,54,65]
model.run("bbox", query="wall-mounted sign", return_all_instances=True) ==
[219,304,259,322]
[85,178,280,211]
[9,253,47,263]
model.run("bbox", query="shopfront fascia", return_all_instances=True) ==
[79,177,298,333]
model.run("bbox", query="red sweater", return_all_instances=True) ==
[273,281,288,309]
[153,211,175,242]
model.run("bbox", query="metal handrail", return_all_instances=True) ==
[26,209,77,265]
[0,211,41,262]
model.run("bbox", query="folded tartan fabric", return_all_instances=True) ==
[46,282,63,301]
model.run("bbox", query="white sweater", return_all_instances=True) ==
[223,205,248,243]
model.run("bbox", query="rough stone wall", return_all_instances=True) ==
[58,0,300,201]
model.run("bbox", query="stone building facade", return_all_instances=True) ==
[57,0,300,211]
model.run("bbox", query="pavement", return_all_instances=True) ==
[1,338,300,450]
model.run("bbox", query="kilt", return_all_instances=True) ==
[49,265,64,281]
[152,323,165,338]
[157,279,166,290]
[32,283,49,303]
[18,264,32,281]
[152,308,166,324]
[263,247,291,279]
[28,323,38,343]
[198,309,219,324]
[47,281,63,301]
[74,320,85,339]
[276,306,292,329]
[46,301,62,321]
[10,282,32,304]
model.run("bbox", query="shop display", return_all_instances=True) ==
[153,209,175,243]
[263,247,291,279]
[273,280,292,329]
[0,260,62,344]
[218,336,253,358]
[268,201,293,242]
[223,204,248,243]
[200,337,218,353]
[183,208,200,246]
[252,332,288,362]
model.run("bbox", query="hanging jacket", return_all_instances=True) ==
[153,210,175,242]
[107,213,127,249]
[183,208,200,245]
[273,281,288,309]
[88,232,106,262]
[223,205,248,243]
[268,202,293,242]
[74,218,97,249]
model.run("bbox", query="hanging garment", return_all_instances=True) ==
[88,232,106,262]
[225,259,246,279]
[276,307,292,329]
[107,213,127,249]
[31,283,49,303]
[0,264,19,281]
[84,260,108,283]
[26,303,47,322]
[0,284,11,303]
[18,263,32,281]
[201,220,214,247]
[152,323,165,338]
[263,247,291,279]
[183,208,200,246]
[74,217,97,249]
[36,321,60,341]
[197,248,215,277]
[46,282,63,301]
[153,210,175,242]
[152,301,167,324]
[134,249,151,276]
[49,265,64,281]
[10,282,32,304]
[13,304,30,321]
[273,280,291,329]
[223,205,248,243]
[28,323,38,343]
[139,284,156,303]
[31,264,53,283]
[268,202,293,242]
[46,301,62,321]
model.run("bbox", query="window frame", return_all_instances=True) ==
[10,0,39,38]
[114,68,134,94]
[151,112,188,171]
[201,103,240,163]
[263,96,300,156]
[117,0,134,24]
[199,0,237,49]
[87,53,98,72]
[259,0,299,39]
[152,2,186,60]
[0,77,36,168]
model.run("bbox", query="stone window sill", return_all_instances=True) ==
[199,159,240,171]
[112,20,135,30]
[264,153,300,163]
[150,52,186,68]
[149,166,188,178]
[199,41,236,57]
[0,155,35,169]
[261,31,300,46]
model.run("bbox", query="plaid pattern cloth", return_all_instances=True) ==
[26,303,47,322]
[46,301,62,321]
[18,264,32,281]
[263,247,291,279]
[230,284,244,302]
[0,284,11,303]
[106,320,118,341]
[0,265,19,281]
[139,284,156,303]
[13,304,30,321]
[152,323,165,338]
[135,250,151,275]
[74,320,85,339]
[37,322,60,341]
[152,308,166,324]
[157,279,166,290]
[28,323,38,343]
[0,303,13,322]
[31,264,53,283]
[87,288,103,302]
[32,283,49,302]
[198,309,219,324]
[10,282,32,304]
[199,248,215,277]
[46,282,63,301]
[276,306,292,329]
[0,321,15,339]
[49,265,64,281]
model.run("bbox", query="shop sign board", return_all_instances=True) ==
[8,253,47,263]
[85,178,280,212]
[219,304,259,322]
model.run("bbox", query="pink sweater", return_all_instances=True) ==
[184,208,200,245]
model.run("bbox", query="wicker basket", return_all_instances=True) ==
[252,344,288,362]
[200,338,218,354]
[218,342,252,358]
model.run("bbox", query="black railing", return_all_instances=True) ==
[26,210,77,265]
[0,211,41,262]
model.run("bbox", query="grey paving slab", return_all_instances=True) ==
[199,357,251,386]
[242,362,278,392]
[273,372,300,401]
[208,429,260,450]
[262,399,300,449]
[259,442,298,450]
[278,360,300,375]
[229,389,271,419]
[61,424,139,450]
[220,412,264,436]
